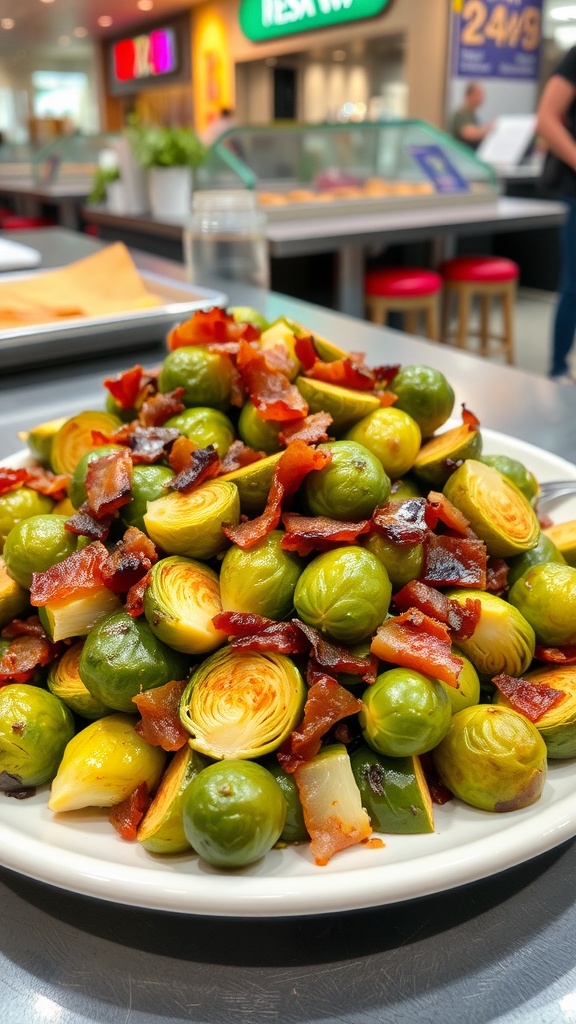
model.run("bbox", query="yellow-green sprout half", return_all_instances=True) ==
[180,645,306,760]
[144,555,227,655]
[144,479,240,560]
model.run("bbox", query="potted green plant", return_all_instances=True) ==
[126,123,207,220]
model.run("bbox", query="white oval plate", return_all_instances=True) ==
[1,430,576,918]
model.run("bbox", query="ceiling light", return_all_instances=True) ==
[137,0,154,9]
[98,15,113,27]
[550,4,576,19]
[555,24,576,45]
[74,26,88,37]
[39,0,56,4]
[332,49,346,61]
[1,19,14,29]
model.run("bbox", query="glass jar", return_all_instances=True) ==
[184,189,269,290]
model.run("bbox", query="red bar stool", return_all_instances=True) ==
[439,256,519,364]
[0,215,56,229]
[365,267,442,340]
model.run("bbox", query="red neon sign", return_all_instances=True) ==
[113,28,178,82]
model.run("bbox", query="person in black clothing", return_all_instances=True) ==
[536,47,576,383]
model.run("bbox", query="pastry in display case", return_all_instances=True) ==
[199,120,499,218]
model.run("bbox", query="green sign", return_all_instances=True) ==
[239,0,391,42]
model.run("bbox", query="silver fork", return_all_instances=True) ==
[536,480,576,514]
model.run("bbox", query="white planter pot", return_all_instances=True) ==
[148,166,193,220]
[106,180,128,215]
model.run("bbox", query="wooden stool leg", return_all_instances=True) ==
[404,309,419,335]
[424,295,439,342]
[455,286,471,350]
[441,287,452,343]
[479,294,490,357]
[502,283,515,364]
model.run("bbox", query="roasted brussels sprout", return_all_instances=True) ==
[39,584,122,643]
[237,400,282,454]
[3,515,78,589]
[144,555,227,655]
[389,365,455,438]
[137,744,209,854]
[182,759,287,868]
[48,713,166,812]
[350,746,434,834]
[158,346,234,411]
[362,530,424,587]
[180,645,306,760]
[439,649,480,713]
[447,589,535,678]
[506,532,566,589]
[47,639,114,719]
[444,460,539,558]
[302,440,390,521]
[508,563,576,647]
[293,546,391,644]
[359,667,452,757]
[261,755,309,843]
[219,530,304,620]
[0,556,29,628]
[120,464,174,533]
[413,421,482,488]
[229,305,269,330]
[0,683,75,791]
[165,406,235,456]
[22,415,69,464]
[68,444,124,509]
[295,377,381,433]
[0,487,54,552]
[79,609,189,713]
[50,410,122,476]
[346,407,422,479]
[219,452,283,515]
[479,454,539,503]
[433,705,547,812]
[293,743,372,865]
[144,479,240,560]
[495,664,576,759]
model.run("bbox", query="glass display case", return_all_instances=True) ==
[199,120,499,218]
[0,142,36,183]
[31,132,117,188]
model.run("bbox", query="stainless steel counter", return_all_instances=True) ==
[1,228,576,1024]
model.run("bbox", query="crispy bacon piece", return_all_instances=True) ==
[236,338,308,423]
[377,391,398,407]
[1,615,46,639]
[293,335,377,391]
[138,388,185,427]
[280,512,371,557]
[278,676,364,773]
[427,491,470,536]
[212,611,309,654]
[167,307,261,349]
[65,506,115,541]
[448,596,481,642]
[92,425,180,463]
[0,467,27,495]
[485,557,509,594]
[20,466,69,502]
[85,449,133,517]
[278,412,333,447]
[219,440,265,473]
[30,543,110,606]
[462,406,480,429]
[373,364,401,387]
[167,436,221,493]
[133,679,189,751]
[104,364,147,410]
[109,782,150,840]
[371,609,463,688]
[292,334,317,370]
[126,570,151,618]
[534,644,576,665]
[422,534,487,588]
[493,673,566,723]
[371,498,430,546]
[223,440,331,549]
[0,616,60,684]
[393,581,481,643]
[104,527,158,594]
[420,752,454,805]
[294,620,378,683]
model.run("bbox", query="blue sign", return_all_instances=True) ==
[406,145,470,195]
[452,0,542,81]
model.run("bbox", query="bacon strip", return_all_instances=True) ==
[167,307,261,349]
[126,570,151,618]
[109,783,150,840]
[167,437,221,493]
[371,609,463,687]
[85,449,133,517]
[278,412,333,447]
[103,527,158,594]
[30,543,110,606]
[427,491,470,536]
[293,620,378,683]
[212,612,309,655]
[133,679,189,750]
[0,617,61,684]
[220,440,265,473]
[104,364,147,410]
[371,498,430,546]
[280,512,371,556]
[294,335,377,391]
[422,534,487,588]
[534,644,576,665]
[278,676,364,772]
[236,338,308,423]
[138,388,185,427]
[393,581,481,643]
[0,467,28,495]
[493,673,566,723]
[65,507,115,541]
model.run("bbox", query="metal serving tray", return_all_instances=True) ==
[0,269,227,371]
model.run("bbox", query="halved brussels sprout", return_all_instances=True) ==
[21,415,68,464]
[0,556,29,628]
[120,464,174,532]
[359,667,452,757]
[165,406,235,456]
[3,515,78,589]
[303,440,390,521]
[79,609,189,713]
[350,746,434,834]
[0,683,75,791]
[479,454,539,503]
[39,585,122,643]
[389,365,455,438]
[433,705,547,812]
[158,346,234,411]
[48,713,166,812]
[508,563,576,647]
[182,759,287,868]
[47,640,114,719]
[237,400,282,454]
[68,444,123,509]
[495,663,576,759]
[219,452,283,515]
[293,743,372,865]
[444,460,539,558]
[413,421,482,488]
[447,589,535,678]
[219,530,304,620]
[293,546,391,644]
[144,555,227,655]
[0,487,54,552]
[295,376,381,434]
[543,520,576,568]
[180,645,306,760]
[50,410,122,476]
[137,744,209,854]
[345,407,422,479]
[506,532,566,589]
[144,479,240,561]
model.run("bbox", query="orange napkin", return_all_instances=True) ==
[0,242,161,331]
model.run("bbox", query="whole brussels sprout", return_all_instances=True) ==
[165,406,235,455]
[79,609,189,713]
[389,365,455,438]
[0,487,54,551]
[158,346,234,411]
[506,532,566,589]
[302,440,390,521]
[3,515,78,589]
[433,705,547,812]
[345,407,422,479]
[439,649,480,713]
[120,464,174,533]
[443,459,539,558]
[359,667,452,757]
[182,760,287,868]
[294,546,391,644]
[0,683,75,790]
[508,563,576,647]
[237,401,282,454]
[447,589,535,678]
[219,531,304,620]
[362,530,424,588]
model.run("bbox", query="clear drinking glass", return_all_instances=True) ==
[184,189,269,290]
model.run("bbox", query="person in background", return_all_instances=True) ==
[450,82,493,150]
[536,47,576,384]
[201,108,237,148]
